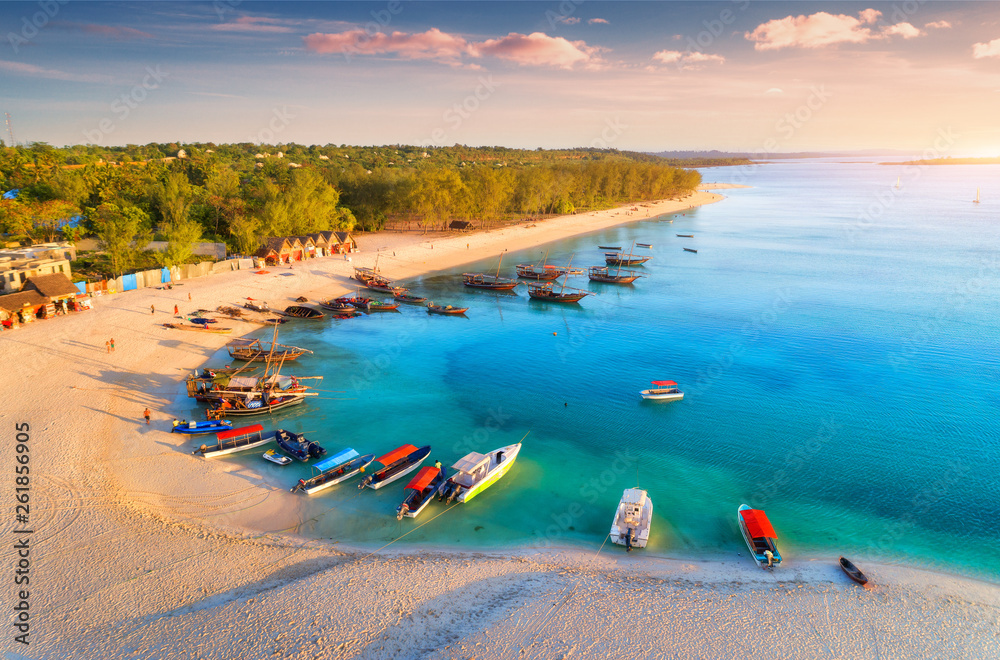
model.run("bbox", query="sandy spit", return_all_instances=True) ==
[2,190,997,659]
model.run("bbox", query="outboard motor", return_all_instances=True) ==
[359,476,371,490]
[396,504,408,521]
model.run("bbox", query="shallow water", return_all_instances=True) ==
[181,160,1000,580]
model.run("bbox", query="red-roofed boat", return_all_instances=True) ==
[358,444,431,490]
[738,504,782,568]
[640,380,684,401]
[192,423,269,458]
[396,466,446,519]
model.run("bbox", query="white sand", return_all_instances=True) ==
[3,190,997,659]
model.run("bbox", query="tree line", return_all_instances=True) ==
[0,142,701,277]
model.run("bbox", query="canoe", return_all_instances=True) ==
[683,248,698,253]
[635,243,653,248]
[676,234,694,238]
[282,305,324,320]
[839,557,869,586]
[163,323,233,334]
[597,245,621,250]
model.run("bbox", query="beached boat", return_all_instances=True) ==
[395,293,428,304]
[263,449,292,465]
[282,305,324,320]
[274,428,326,462]
[192,423,270,458]
[366,275,406,295]
[359,444,431,490]
[316,299,360,316]
[610,488,653,551]
[438,442,521,504]
[189,317,218,325]
[208,394,305,418]
[171,419,232,435]
[396,466,446,519]
[426,302,469,315]
[360,300,400,312]
[227,337,312,362]
[464,253,519,290]
[244,298,269,312]
[683,247,698,253]
[839,557,869,586]
[588,266,643,284]
[163,323,233,334]
[738,504,782,568]
[640,380,684,401]
[335,294,372,308]
[527,277,591,303]
[291,448,376,494]
[354,266,376,283]
[516,251,562,280]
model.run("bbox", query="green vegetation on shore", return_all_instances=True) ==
[1,142,700,277]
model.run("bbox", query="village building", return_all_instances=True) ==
[0,272,84,327]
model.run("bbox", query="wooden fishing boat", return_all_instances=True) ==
[244,298,269,312]
[738,504,782,568]
[192,423,270,458]
[360,300,400,312]
[464,252,519,290]
[527,278,591,303]
[640,380,684,401]
[335,294,372,308]
[839,557,869,586]
[274,429,326,462]
[316,299,359,316]
[438,442,521,504]
[605,253,650,266]
[366,275,406,295]
[589,266,643,284]
[597,245,621,250]
[263,449,292,465]
[227,338,312,362]
[163,323,233,334]
[207,394,305,418]
[635,243,653,248]
[676,234,694,238]
[291,448,376,494]
[395,293,428,304]
[683,247,698,253]
[396,466,446,519]
[354,266,376,283]
[610,488,653,551]
[359,444,431,490]
[282,305,324,320]
[426,302,469,315]
[171,419,232,435]
[516,251,562,280]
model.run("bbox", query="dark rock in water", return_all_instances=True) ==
[568,526,575,531]
[474,526,484,531]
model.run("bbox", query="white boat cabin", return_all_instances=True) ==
[451,451,493,487]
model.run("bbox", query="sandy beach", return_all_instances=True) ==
[2,187,998,659]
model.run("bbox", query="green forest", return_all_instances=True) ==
[0,142,702,276]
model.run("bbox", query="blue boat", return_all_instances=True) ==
[274,429,326,462]
[171,419,233,435]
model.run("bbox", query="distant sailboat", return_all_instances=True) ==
[895,176,900,190]
[974,188,980,204]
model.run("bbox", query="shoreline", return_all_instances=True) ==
[4,184,998,658]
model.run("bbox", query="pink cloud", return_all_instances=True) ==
[474,32,600,68]
[305,28,471,64]
[589,18,609,25]
[745,9,929,50]
[305,29,602,69]
[973,38,1000,59]
[925,20,952,29]
[652,49,725,68]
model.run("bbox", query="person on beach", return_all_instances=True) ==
[151,305,155,314]
[143,408,151,425]
[174,304,179,315]
[188,292,191,301]
[110,338,115,352]
[106,340,111,353]
[764,549,774,568]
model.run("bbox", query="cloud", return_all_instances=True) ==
[652,49,725,68]
[973,38,1000,59]
[745,9,927,50]
[557,17,581,25]
[765,87,784,95]
[588,18,609,25]
[212,16,296,33]
[55,22,153,39]
[925,20,952,29]
[474,32,601,68]
[305,28,602,68]
[0,60,110,83]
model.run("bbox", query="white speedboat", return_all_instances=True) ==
[610,488,653,551]
[263,449,291,465]
[438,443,521,504]
[640,380,684,401]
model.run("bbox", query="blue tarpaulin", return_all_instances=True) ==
[74,282,86,294]
[161,267,172,283]
[2,189,19,200]
[121,274,137,292]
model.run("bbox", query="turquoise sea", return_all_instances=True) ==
[183,160,1000,581]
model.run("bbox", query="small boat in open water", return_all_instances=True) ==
[683,247,698,253]
[597,245,621,251]
[527,274,591,303]
[589,266,643,284]
[359,444,431,490]
[274,429,325,462]
[839,557,869,586]
[427,302,469,315]
[192,423,269,458]
[396,466,446,519]
[640,380,683,401]
[291,448,375,494]
[464,253,519,291]
[438,442,521,504]
[516,251,562,280]
[738,504,782,568]
[610,488,653,551]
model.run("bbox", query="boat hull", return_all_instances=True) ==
[639,390,684,401]
[455,443,521,503]
[297,454,376,494]
[363,446,432,490]
[218,396,305,417]
[738,504,782,568]
[171,420,233,435]
[195,433,272,458]
[528,291,588,303]
[839,557,869,585]
[610,488,653,549]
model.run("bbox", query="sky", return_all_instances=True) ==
[2,1,999,154]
